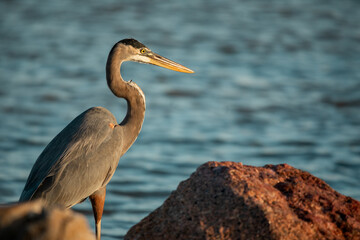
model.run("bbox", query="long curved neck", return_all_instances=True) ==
[106,45,146,152]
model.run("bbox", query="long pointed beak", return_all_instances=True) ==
[148,53,194,73]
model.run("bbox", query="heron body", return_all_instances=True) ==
[19,39,193,240]
[19,107,123,207]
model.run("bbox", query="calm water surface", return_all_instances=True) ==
[0,0,359,239]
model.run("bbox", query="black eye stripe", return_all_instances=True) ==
[119,38,147,48]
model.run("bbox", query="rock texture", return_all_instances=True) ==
[125,161,360,240]
[0,200,95,240]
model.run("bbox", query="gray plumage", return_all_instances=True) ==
[19,38,193,240]
[20,107,122,207]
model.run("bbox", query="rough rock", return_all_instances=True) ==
[0,200,95,240]
[125,161,360,240]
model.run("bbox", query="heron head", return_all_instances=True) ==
[117,38,194,73]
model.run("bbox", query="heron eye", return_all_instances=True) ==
[140,48,146,54]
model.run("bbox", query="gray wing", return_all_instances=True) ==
[19,107,122,207]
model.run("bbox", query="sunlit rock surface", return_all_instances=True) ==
[0,200,95,240]
[125,161,360,240]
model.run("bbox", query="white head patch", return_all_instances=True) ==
[130,55,150,63]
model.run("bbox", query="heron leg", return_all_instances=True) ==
[89,187,106,240]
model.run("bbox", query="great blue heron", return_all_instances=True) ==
[19,38,194,240]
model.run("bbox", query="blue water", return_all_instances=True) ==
[0,0,359,239]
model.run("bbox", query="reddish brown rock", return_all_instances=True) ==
[125,161,360,240]
[0,200,95,240]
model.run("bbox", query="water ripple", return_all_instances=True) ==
[1,0,360,239]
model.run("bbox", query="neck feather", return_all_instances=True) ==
[106,45,146,151]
